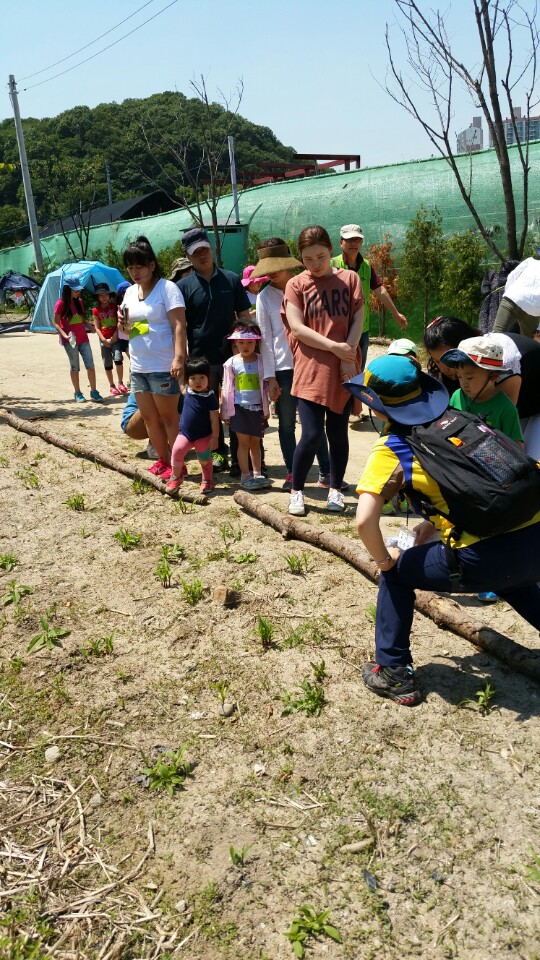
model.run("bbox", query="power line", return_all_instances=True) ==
[22,0,178,92]
[19,0,158,83]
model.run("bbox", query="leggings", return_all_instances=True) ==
[171,433,213,483]
[292,396,353,491]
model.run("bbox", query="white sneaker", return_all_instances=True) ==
[146,442,158,460]
[288,490,305,516]
[327,488,345,513]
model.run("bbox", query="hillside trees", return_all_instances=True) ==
[0,90,295,250]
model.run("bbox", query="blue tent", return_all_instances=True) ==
[0,270,40,303]
[30,260,125,333]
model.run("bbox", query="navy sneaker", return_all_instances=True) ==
[361,662,421,706]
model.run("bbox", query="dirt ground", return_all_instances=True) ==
[1,327,539,960]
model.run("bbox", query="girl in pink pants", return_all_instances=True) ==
[167,357,220,495]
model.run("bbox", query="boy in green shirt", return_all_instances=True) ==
[441,335,523,444]
[441,335,523,604]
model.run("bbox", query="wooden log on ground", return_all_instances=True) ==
[234,490,540,683]
[0,407,207,505]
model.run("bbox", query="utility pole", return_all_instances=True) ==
[8,75,43,272]
[227,135,240,225]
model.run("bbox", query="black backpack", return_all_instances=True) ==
[385,409,540,540]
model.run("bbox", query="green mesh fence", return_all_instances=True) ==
[1,141,538,345]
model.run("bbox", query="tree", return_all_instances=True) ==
[367,234,399,335]
[440,231,487,320]
[385,0,539,262]
[399,206,446,329]
[138,77,247,267]
[41,156,106,259]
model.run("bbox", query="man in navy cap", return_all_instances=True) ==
[177,227,252,472]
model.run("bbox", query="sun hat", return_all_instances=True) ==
[340,224,364,240]
[250,242,303,279]
[345,355,449,425]
[168,257,192,281]
[388,338,418,357]
[181,227,212,256]
[94,282,114,295]
[227,328,261,341]
[440,336,510,372]
[64,276,83,290]
[241,265,269,287]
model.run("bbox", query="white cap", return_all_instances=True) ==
[340,224,364,240]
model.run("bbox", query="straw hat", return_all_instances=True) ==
[250,242,302,278]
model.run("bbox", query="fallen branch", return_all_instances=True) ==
[0,407,206,505]
[234,491,540,683]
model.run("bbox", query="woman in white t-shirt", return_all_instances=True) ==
[121,236,186,480]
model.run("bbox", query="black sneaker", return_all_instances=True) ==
[229,462,241,478]
[361,662,421,706]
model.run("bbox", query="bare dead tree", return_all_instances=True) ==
[385,0,539,261]
[137,77,245,266]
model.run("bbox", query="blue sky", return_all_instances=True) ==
[2,0,535,168]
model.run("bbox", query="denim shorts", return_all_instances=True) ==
[113,339,130,364]
[131,371,180,396]
[63,340,94,373]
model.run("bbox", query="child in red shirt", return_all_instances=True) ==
[92,284,128,395]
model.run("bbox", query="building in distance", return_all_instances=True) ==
[489,107,540,147]
[457,116,483,154]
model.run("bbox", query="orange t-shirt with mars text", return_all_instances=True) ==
[281,268,363,414]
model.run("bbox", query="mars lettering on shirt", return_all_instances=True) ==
[305,286,351,321]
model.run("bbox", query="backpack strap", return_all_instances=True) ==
[385,433,440,524]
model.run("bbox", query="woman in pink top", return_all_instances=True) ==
[282,225,363,516]
[52,278,103,403]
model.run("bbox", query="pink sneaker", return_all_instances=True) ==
[117,383,128,395]
[159,465,172,481]
[148,458,170,476]
[200,480,214,494]
[110,385,121,396]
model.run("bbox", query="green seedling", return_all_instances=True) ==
[65,493,85,511]
[220,521,242,546]
[155,557,173,588]
[365,601,377,625]
[284,551,310,574]
[2,580,32,607]
[229,843,252,868]
[83,633,114,657]
[525,847,540,883]
[234,552,258,564]
[256,615,275,650]
[282,678,327,717]
[161,543,185,563]
[0,454,8,467]
[281,627,306,650]
[211,679,230,705]
[27,616,71,654]
[285,905,342,958]
[0,553,18,572]
[173,497,194,514]
[132,477,152,495]
[181,577,204,606]
[80,528,93,539]
[310,659,327,683]
[141,745,192,797]
[18,468,39,489]
[113,529,142,551]
[459,681,497,715]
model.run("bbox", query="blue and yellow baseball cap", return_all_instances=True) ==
[345,355,449,425]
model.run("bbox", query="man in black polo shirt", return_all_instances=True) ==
[178,227,252,471]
